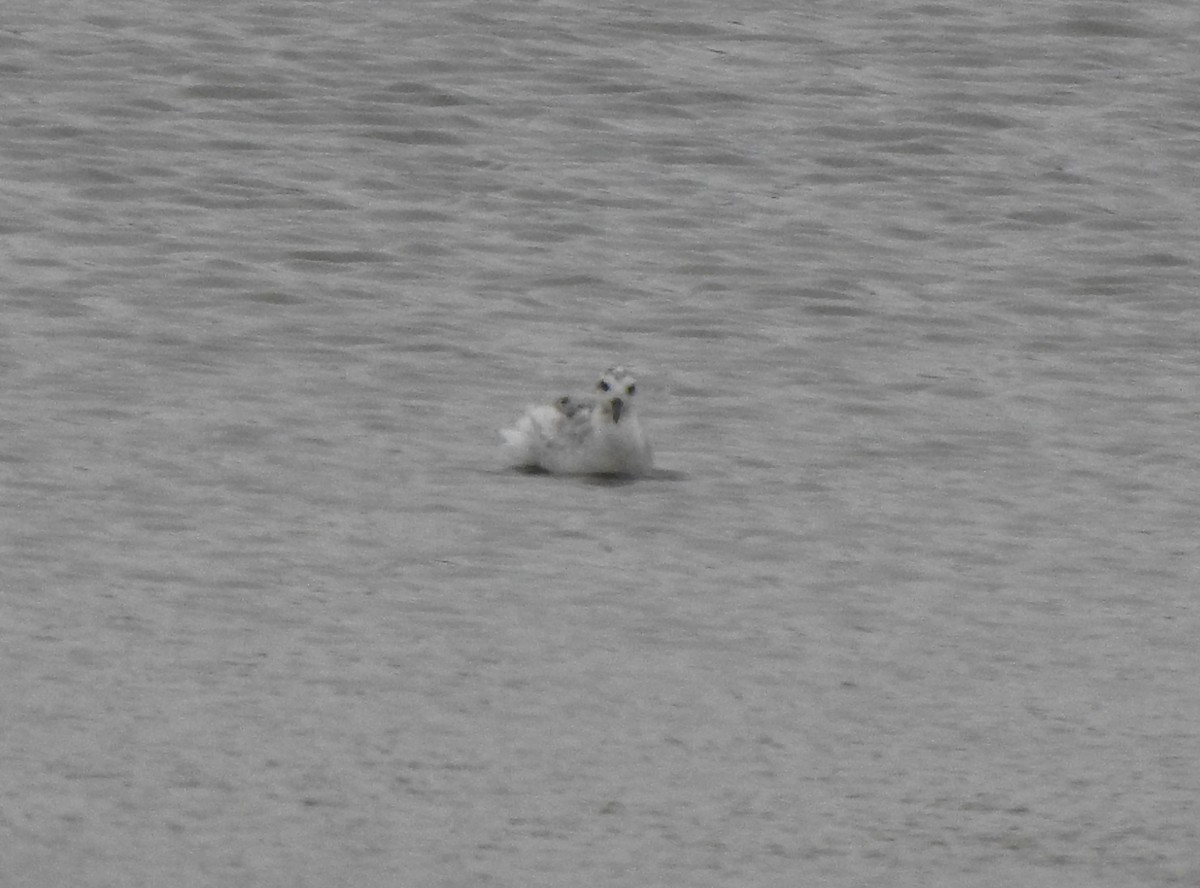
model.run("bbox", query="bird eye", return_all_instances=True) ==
[626,384,636,395]
[598,380,610,392]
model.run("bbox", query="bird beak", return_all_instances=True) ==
[610,398,624,424]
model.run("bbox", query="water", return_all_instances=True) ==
[2,2,1198,885]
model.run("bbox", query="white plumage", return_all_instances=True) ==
[501,367,654,477]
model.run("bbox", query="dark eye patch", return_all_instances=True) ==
[626,384,636,395]
[598,380,610,392]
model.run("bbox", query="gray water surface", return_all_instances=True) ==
[3,2,1198,886]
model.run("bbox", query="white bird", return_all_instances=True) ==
[501,367,654,477]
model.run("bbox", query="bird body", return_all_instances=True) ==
[501,367,653,477]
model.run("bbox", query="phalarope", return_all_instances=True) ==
[501,367,653,477]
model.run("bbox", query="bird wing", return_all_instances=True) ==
[554,394,596,418]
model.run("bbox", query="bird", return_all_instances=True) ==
[501,367,654,477]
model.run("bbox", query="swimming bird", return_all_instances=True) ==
[501,367,654,477]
